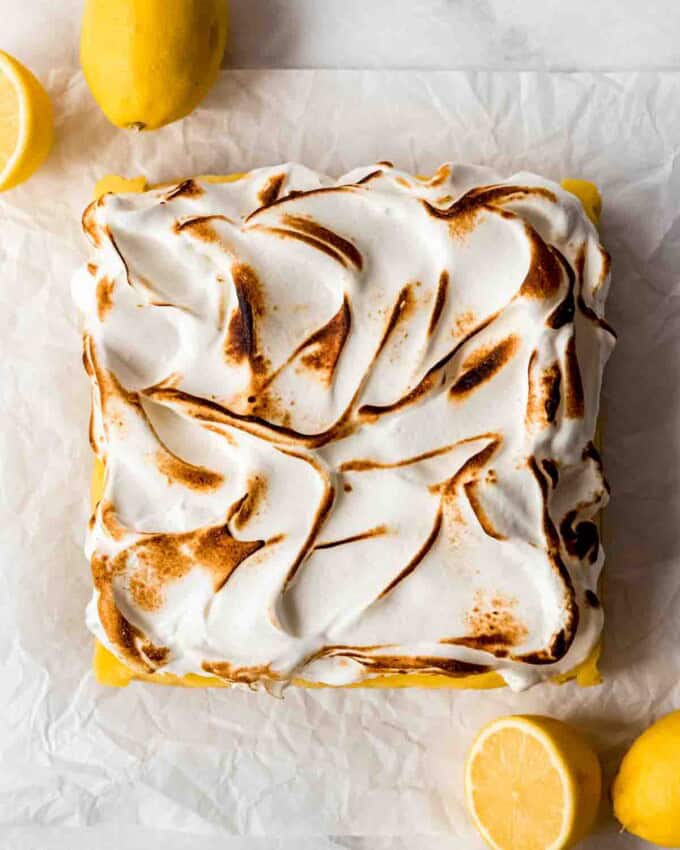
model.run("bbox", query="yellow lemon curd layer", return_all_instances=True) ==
[89,172,603,690]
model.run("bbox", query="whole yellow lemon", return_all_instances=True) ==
[80,0,228,131]
[613,710,680,847]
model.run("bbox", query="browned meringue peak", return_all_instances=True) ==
[73,162,614,689]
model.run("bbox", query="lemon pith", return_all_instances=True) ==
[465,715,601,850]
[0,51,53,191]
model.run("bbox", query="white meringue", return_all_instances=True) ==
[73,162,615,690]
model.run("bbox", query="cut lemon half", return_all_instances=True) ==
[465,715,601,850]
[0,50,53,192]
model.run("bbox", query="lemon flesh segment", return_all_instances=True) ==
[465,715,601,850]
[0,51,53,192]
[0,63,19,176]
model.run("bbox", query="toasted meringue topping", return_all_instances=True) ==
[73,162,615,690]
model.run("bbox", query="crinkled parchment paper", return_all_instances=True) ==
[1,70,679,850]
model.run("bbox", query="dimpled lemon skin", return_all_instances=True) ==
[465,715,601,850]
[613,711,680,847]
[80,0,228,131]
[0,51,53,192]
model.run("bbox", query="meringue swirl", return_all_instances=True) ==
[73,162,615,690]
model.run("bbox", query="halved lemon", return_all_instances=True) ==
[0,50,53,192]
[465,715,601,850]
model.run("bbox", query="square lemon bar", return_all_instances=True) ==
[73,164,615,692]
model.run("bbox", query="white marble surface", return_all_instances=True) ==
[3,0,680,78]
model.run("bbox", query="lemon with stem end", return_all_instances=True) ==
[613,710,680,847]
[80,0,228,131]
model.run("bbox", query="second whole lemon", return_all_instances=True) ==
[613,710,680,847]
[80,0,228,131]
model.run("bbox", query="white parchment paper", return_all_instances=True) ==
[1,70,679,849]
